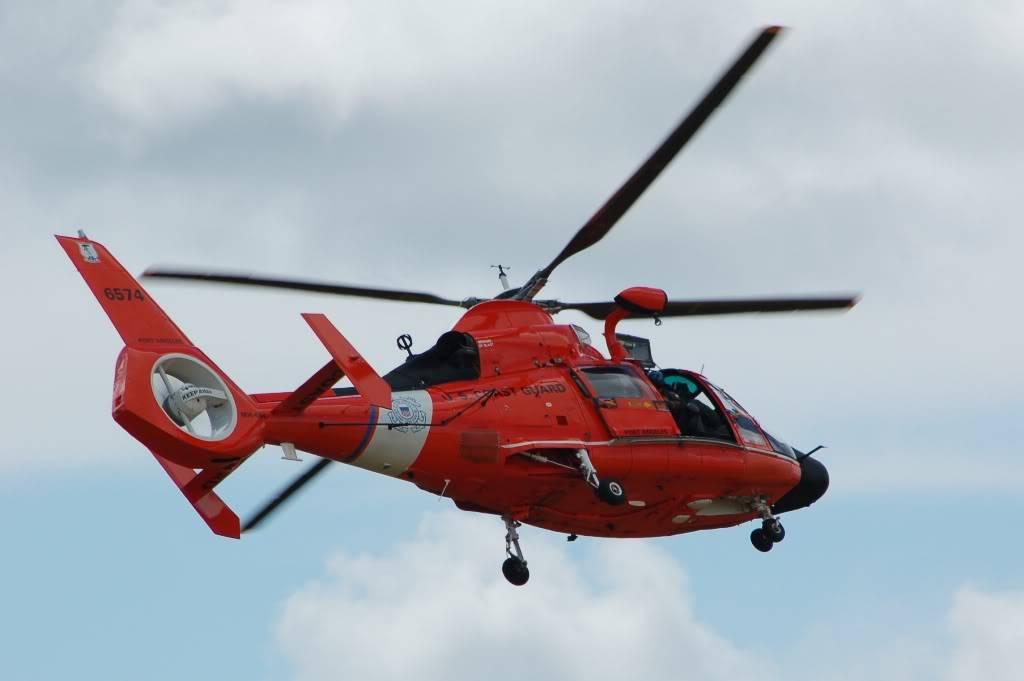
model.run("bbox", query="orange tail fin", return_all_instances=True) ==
[57,234,266,538]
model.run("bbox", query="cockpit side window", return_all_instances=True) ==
[651,371,734,441]
[691,391,720,416]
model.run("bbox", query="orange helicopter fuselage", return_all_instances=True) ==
[258,300,800,538]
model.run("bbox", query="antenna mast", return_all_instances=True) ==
[491,265,512,291]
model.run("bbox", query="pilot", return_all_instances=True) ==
[648,371,695,434]
[648,371,680,406]
[661,376,702,435]
[662,375,732,440]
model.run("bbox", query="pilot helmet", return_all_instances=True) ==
[664,375,699,397]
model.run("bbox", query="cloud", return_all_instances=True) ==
[276,515,1024,681]
[276,511,765,681]
[947,586,1024,681]
[85,0,629,131]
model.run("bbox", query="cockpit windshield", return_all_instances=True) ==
[763,432,796,459]
[705,381,796,459]
[648,369,797,459]
[704,381,770,449]
[649,371,733,441]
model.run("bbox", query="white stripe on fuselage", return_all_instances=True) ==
[352,390,433,476]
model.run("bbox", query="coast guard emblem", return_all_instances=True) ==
[387,396,428,433]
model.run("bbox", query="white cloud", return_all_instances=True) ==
[85,0,629,130]
[947,586,1024,681]
[276,517,1024,681]
[276,511,765,681]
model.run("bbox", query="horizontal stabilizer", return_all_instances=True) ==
[302,313,391,408]
[272,314,392,415]
[272,361,344,415]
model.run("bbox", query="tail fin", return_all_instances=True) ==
[57,234,266,538]
[56,235,193,351]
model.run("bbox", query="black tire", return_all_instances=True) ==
[766,520,785,543]
[596,479,627,506]
[750,528,773,552]
[502,557,530,586]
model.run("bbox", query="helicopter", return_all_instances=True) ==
[57,25,856,586]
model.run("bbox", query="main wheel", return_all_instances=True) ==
[765,519,785,543]
[502,557,530,586]
[750,528,773,552]
[596,479,627,506]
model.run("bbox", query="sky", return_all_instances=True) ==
[2,1,1023,679]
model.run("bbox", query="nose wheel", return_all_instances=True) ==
[501,516,530,586]
[749,499,785,552]
[750,527,773,552]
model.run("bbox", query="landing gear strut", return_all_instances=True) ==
[575,449,626,506]
[501,516,530,586]
[749,498,785,553]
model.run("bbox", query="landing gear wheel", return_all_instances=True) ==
[502,557,530,586]
[501,515,530,586]
[596,479,627,506]
[750,528,773,552]
[765,519,785,543]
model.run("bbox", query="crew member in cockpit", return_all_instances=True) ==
[649,371,731,440]
[648,370,691,433]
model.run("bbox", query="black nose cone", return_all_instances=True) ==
[772,455,829,515]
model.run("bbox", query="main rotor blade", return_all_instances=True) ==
[143,267,473,308]
[560,295,859,320]
[242,457,333,532]
[517,25,784,300]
